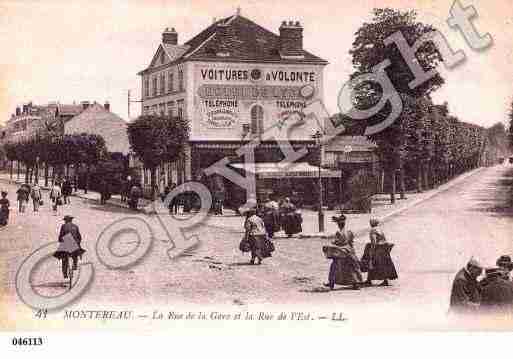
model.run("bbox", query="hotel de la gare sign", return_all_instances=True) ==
[192,61,324,141]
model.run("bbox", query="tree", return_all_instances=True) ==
[508,100,513,148]
[349,8,445,203]
[127,115,189,200]
[350,8,444,99]
[3,142,18,179]
[74,133,107,193]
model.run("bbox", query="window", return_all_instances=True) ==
[144,77,150,98]
[152,77,158,97]
[178,70,184,91]
[167,101,175,116]
[250,105,264,135]
[159,103,166,116]
[177,99,184,119]
[143,106,150,115]
[160,73,166,95]
[168,72,174,93]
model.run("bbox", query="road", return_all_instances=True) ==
[1,165,512,330]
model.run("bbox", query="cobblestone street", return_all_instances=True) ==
[1,165,513,330]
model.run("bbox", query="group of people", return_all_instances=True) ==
[119,176,143,211]
[322,215,398,290]
[238,196,303,265]
[450,256,513,315]
[257,196,303,239]
[0,177,75,226]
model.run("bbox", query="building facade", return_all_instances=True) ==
[138,11,334,205]
[65,102,130,155]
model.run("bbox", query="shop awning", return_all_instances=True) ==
[230,162,341,179]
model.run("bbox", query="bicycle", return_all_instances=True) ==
[67,263,74,290]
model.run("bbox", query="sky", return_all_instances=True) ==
[1,0,512,128]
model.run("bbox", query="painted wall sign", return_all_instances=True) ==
[276,110,305,130]
[204,109,237,129]
[192,62,324,141]
[199,67,315,83]
[203,99,238,108]
[276,100,306,109]
[197,85,304,101]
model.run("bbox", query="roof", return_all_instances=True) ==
[64,103,130,155]
[162,43,190,62]
[57,104,83,117]
[139,14,328,74]
[325,135,377,152]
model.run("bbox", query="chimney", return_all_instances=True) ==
[162,27,178,45]
[279,20,303,56]
[104,101,110,112]
[81,101,90,110]
[15,107,21,116]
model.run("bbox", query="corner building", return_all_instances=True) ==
[138,11,340,206]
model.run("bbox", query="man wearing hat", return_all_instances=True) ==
[479,266,513,314]
[53,215,85,278]
[496,255,513,277]
[449,258,483,314]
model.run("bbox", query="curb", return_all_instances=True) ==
[297,167,484,239]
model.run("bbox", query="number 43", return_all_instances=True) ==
[35,309,48,319]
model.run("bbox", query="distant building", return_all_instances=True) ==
[3,101,87,143]
[3,102,51,142]
[324,135,378,170]
[64,102,130,155]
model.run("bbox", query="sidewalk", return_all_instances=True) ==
[0,173,152,210]
[0,167,483,238]
[203,167,483,238]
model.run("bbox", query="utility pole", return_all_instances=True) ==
[312,130,325,233]
[128,90,143,119]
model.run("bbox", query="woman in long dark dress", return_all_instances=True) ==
[279,198,302,237]
[0,191,10,226]
[323,214,362,290]
[243,208,273,265]
[262,196,280,239]
[361,218,398,286]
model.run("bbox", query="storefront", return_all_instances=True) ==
[138,12,329,202]
[228,162,341,208]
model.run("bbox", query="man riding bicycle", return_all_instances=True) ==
[53,215,85,279]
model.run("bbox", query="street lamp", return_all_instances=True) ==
[312,130,324,232]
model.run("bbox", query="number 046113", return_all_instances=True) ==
[11,337,43,346]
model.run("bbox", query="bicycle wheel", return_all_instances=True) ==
[68,265,73,290]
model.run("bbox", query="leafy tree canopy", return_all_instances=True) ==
[127,115,189,170]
